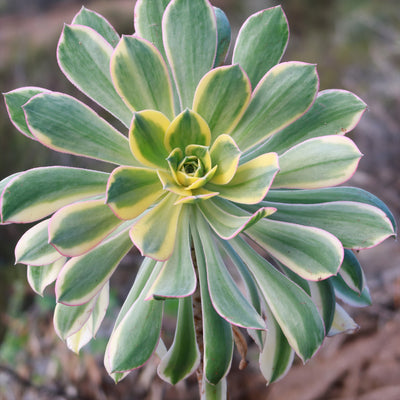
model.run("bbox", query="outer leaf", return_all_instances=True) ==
[213,7,231,67]
[72,7,120,47]
[330,275,371,307]
[192,224,233,385]
[66,325,92,354]
[193,65,251,140]
[196,212,265,329]
[231,62,318,152]
[328,303,359,336]
[56,226,133,306]
[198,197,275,240]
[1,166,108,223]
[106,263,164,373]
[57,24,132,126]
[111,35,174,119]
[339,249,364,293]
[230,236,325,362]
[106,166,164,220]
[206,153,279,204]
[24,92,137,166]
[265,186,397,232]
[157,297,200,384]
[202,378,227,400]
[130,193,182,261]
[3,87,48,139]
[145,207,196,298]
[163,0,217,108]
[272,136,362,189]
[15,219,62,266]
[262,200,394,249]
[129,110,170,169]
[49,199,122,257]
[27,258,66,296]
[233,6,288,88]
[246,218,343,281]
[309,280,336,334]
[259,304,294,384]
[260,89,367,155]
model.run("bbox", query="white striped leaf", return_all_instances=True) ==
[309,280,336,334]
[328,303,359,336]
[330,275,371,307]
[339,250,364,294]
[57,24,132,126]
[203,378,227,400]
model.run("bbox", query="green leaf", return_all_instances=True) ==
[246,218,343,281]
[1,166,108,223]
[259,89,367,155]
[195,212,265,329]
[106,166,163,220]
[339,249,364,293]
[27,258,66,296]
[3,87,48,139]
[106,263,164,373]
[259,304,294,384]
[203,378,227,400]
[262,200,395,249]
[271,136,362,189]
[163,0,217,108]
[130,193,182,261]
[111,35,174,119]
[192,224,233,385]
[265,186,397,232]
[72,7,120,47]
[330,275,371,307]
[57,24,132,126]
[15,219,62,266]
[24,92,137,166]
[56,226,133,305]
[309,280,336,334]
[164,109,211,153]
[233,6,288,88]
[213,7,231,67]
[49,199,122,257]
[328,303,359,336]
[205,153,279,205]
[193,65,251,141]
[230,236,325,362]
[145,207,196,298]
[198,197,275,240]
[231,62,318,152]
[158,297,200,384]
[129,110,170,169]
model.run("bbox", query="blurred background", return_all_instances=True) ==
[0,0,399,399]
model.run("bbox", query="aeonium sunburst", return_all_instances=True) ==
[0,0,396,398]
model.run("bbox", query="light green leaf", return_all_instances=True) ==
[213,7,231,67]
[106,263,164,373]
[328,303,359,336]
[196,212,265,329]
[309,280,336,334]
[272,136,362,189]
[206,153,279,204]
[259,89,367,155]
[246,218,343,281]
[106,166,163,220]
[24,92,137,166]
[193,65,251,140]
[265,186,397,232]
[145,207,195,299]
[330,275,371,307]
[49,199,122,257]
[192,224,233,385]
[233,6,288,88]
[56,225,133,305]
[3,87,48,139]
[57,24,132,126]
[158,297,200,384]
[230,236,325,362]
[111,35,174,119]
[130,193,182,261]
[339,250,364,293]
[202,378,227,400]
[163,0,217,108]
[259,304,294,384]
[231,62,318,152]
[16,219,62,266]
[1,166,108,223]
[66,324,92,354]
[72,7,120,47]
[262,200,394,249]
[198,197,275,240]
[27,258,66,296]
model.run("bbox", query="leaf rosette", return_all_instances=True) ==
[0,0,396,396]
